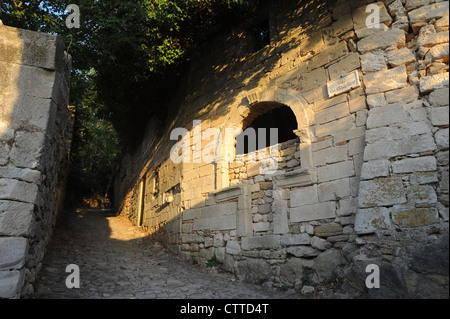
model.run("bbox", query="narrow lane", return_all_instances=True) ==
[33,208,297,299]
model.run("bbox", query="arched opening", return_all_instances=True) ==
[236,102,298,155]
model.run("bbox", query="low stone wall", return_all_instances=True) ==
[0,25,73,298]
[115,0,449,297]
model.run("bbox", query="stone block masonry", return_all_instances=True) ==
[0,25,73,298]
[114,0,449,298]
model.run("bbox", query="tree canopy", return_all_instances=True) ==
[1,0,259,202]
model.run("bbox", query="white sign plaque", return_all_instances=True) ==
[327,70,361,97]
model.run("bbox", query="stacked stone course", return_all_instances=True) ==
[0,25,73,298]
[115,0,448,297]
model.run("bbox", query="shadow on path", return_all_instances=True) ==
[33,207,298,299]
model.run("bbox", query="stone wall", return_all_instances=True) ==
[0,24,73,298]
[114,0,449,297]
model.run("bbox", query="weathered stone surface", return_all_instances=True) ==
[386,47,416,67]
[408,2,449,24]
[429,106,449,126]
[290,185,318,207]
[352,2,392,30]
[435,128,449,149]
[310,236,333,251]
[407,184,437,204]
[318,161,355,183]
[363,65,407,94]
[428,88,449,106]
[358,177,407,208]
[0,201,34,236]
[286,246,320,257]
[290,202,336,223]
[314,223,343,237]
[328,53,361,80]
[318,178,351,202]
[237,259,273,284]
[225,240,241,255]
[0,237,28,270]
[279,258,307,285]
[0,270,24,299]
[366,102,407,128]
[193,214,236,231]
[312,249,346,281]
[355,207,391,234]
[392,205,439,227]
[360,51,387,73]
[357,28,405,53]
[9,131,46,169]
[280,233,311,246]
[0,178,39,204]
[363,135,436,160]
[360,159,390,180]
[419,72,449,93]
[392,156,437,174]
[241,235,280,250]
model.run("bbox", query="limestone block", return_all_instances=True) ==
[360,51,387,73]
[405,0,432,10]
[435,13,449,32]
[290,201,336,223]
[420,72,449,93]
[314,223,343,237]
[280,233,311,246]
[385,86,419,104]
[386,47,416,67]
[417,31,449,47]
[354,207,391,234]
[408,2,450,25]
[425,43,449,63]
[407,184,437,204]
[308,41,349,71]
[391,205,439,227]
[435,128,449,149]
[357,28,405,53]
[410,171,439,185]
[310,236,332,250]
[0,178,38,204]
[0,166,41,184]
[193,214,236,231]
[367,93,387,108]
[318,178,352,202]
[360,159,390,180]
[241,235,281,250]
[358,177,407,208]
[363,65,407,94]
[253,222,270,232]
[352,2,392,30]
[429,106,449,126]
[301,68,327,92]
[318,160,355,183]
[0,25,65,71]
[315,102,350,125]
[366,102,408,129]
[313,144,348,166]
[363,134,436,160]
[0,143,10,166]
[0,201,34,236]
[0,237,28,270]
[225,240,241,255]
[9,131,46,169]
[327,53,361,81]
[325,13,354,39]
[181,233,204,244]
[313,249,346,281]
[314,94,347,112]
[272,199,289,234]
[286,246,320,257]
[0,270,24,299]
[349,95,367,113]
[392,156,437,174]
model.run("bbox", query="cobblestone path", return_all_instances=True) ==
[33,208,298,299]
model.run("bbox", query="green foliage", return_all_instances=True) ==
[1,0,258,199]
